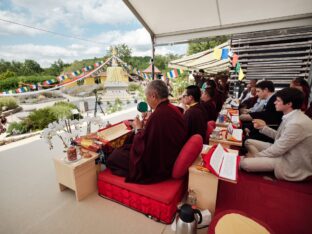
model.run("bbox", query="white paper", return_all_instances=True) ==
[219,152,238,181]
[231,115,239,123]
[230,100,239,107]
[97,122,131,141]
[210,144,224,173]
[227,124,234,135]
[232,129,243,141]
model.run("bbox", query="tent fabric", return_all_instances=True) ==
[123,0,312,46]
[168,41,230,73]
[143,64,161,73]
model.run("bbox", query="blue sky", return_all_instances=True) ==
[0,0,187,67]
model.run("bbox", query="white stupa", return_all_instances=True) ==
[101,49,132,101]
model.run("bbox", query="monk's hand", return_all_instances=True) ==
[133,116,143,130]
[252,119,266,129]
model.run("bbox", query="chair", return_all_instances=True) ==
[97,134,203,224]
[206,120,216,143]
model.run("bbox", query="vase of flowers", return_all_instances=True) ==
[41,116,105,151]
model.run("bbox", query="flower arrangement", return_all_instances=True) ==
[41,116,105,150]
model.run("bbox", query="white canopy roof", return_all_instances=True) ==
[123,0,312,46]
[168,41,230,73]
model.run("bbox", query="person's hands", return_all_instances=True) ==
[240,114,252,121]
[132,115,143,130]
[240,108,249,114]
[252,119,266,129]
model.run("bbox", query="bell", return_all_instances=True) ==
[176,204,202,234]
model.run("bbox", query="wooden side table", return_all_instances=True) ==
[188,156,219,215]
[188,146,239,215]
[53,151,99,201]
[209,128,242,148]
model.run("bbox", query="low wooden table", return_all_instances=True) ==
[53,151,99,201]
[209,128,242,148]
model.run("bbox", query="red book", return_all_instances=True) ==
[202,144,240,183]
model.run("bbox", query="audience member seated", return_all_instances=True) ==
[200,87,217,121]
[290,77,310,111]
[240,80,283,142]
[182,85,207,143]
[239,79,258,103]
[305,101,312,119]
[239,87,265,114]
[240,88,312,181]
[106,80,187,184]
[240,80,282,125]
[194,69,207,88]
[205,79,224,113]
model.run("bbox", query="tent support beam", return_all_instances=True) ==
[151,35,155,80]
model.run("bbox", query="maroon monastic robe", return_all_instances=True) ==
[183,103,207,143]
[126,100,187,184]
[200,100,217,122]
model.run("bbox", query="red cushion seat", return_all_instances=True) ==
[98,169,185,204]
[97,134,203,224]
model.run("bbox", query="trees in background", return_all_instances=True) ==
[107,44,132,63]
[187,36,229,55]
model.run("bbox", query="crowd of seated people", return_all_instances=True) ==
[106,74,312,184]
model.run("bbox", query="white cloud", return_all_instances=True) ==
[93,28,151,55]
[9,0,135,28]
[0,43,104,67]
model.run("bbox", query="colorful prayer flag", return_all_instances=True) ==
[235,62,241,73]
[213,48,222,60]
[221,48,229,60]
[232,53,239,67]
[94,61,102,67]
[72,70,81,76]
[238,68,245,81]
[228,50,233,57]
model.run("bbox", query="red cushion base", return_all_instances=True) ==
[215,171,312,234]
[98,169,187,224]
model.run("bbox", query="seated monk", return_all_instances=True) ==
[106,80,187,184]
[240,88,312,181]
[200,87,217,121]
[183,85,207,142]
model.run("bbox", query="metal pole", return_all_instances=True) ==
[151,35,155,80]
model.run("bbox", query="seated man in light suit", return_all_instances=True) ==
[240,87,312,181]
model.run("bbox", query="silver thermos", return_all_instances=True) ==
[176,204,202,234]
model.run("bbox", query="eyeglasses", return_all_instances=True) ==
[182,94,189,98]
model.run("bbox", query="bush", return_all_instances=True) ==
[54,101,77,109]
[7,121,28,135]
[127,83,141,92]
[25,108,58,130]
[0,97,18,111]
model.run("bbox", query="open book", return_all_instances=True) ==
[97,122,131,142]
[226,123,243,142]
[203,144,240,183]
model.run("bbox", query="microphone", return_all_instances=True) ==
[137,101,148,113]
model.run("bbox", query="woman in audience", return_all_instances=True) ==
[290,77,310,111]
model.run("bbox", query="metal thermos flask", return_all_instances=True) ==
[176,204,202,234]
